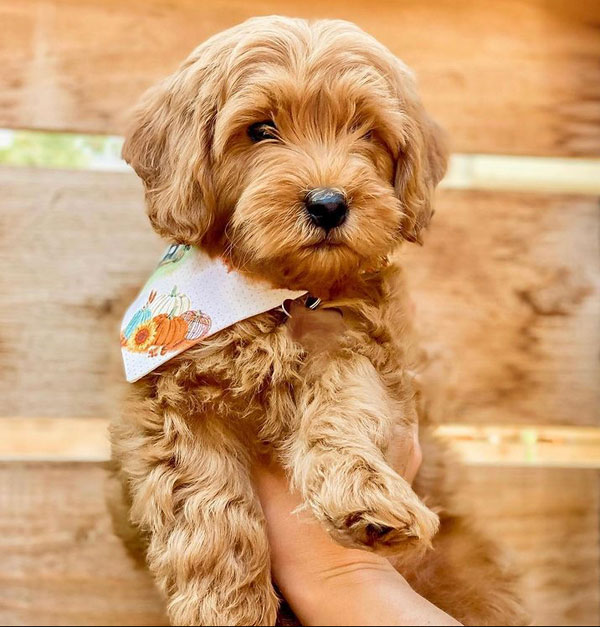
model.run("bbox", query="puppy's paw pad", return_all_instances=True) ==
[340,508,434,550]
[365,522,396,544]
[343,513,396,545]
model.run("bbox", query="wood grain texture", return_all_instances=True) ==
[0,0,599,155]
[0,167,597,425]
[0,462,596,626]
[462,466,600,626]
[0,167,163,419]
[0,462,167,626]
[0,418,111,461]
[401,189,600,426]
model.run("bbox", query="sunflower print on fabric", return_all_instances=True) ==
[127,319,157,353]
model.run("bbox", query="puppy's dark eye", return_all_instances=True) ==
[362,130,373,141]
[248,120,278,142]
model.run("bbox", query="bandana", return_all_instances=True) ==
[120,244,306,382]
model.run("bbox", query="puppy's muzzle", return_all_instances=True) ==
[305,188,347,232]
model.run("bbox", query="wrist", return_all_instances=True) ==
[275,550,407,625]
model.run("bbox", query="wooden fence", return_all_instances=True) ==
[1,1,599,625]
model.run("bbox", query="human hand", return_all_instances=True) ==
[253,427,458,626]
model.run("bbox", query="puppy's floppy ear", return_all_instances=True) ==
[394,109,448,244]
[122,56,218,245]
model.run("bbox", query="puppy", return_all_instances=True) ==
[110,16,527,626]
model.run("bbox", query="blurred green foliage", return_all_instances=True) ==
[0,129,124,169]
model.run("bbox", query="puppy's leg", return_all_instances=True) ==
[285,353,439,553]
[111,407,278,626]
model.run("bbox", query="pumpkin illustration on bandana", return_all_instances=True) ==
[149,287,191,318]
[123,303,152,340]
[122,287,209,356]
[151,313,189,355]
[181,310,212,340]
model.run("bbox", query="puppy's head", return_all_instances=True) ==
[123,16,447,295]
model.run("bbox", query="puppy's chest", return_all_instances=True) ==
[170,300,405,427]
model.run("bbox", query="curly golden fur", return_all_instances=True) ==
[109,16,528,626]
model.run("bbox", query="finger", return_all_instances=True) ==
[404,424,423,484]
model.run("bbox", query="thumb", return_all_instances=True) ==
[386,423,422,485]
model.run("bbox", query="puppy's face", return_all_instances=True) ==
[124,17,447,295]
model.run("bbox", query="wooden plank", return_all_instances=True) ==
[400,189,600,426]
[0,462,167,626]
[0,0,598,156]
[0,462,596,625]
[462,466,600,626]
[0,167,163,419]
[443,155,600,195]
[0,167,597,425]
[3,418,600,469]
[437,424,600,468]
[0,418,110,462]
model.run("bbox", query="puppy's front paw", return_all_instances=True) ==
[338,495,439,553]
[309,463,439,554]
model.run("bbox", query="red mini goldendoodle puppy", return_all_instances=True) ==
[109,16,528,626]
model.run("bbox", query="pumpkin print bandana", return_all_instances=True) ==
[120,245,306,382]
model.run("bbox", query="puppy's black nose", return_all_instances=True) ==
[305,188,347,231]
